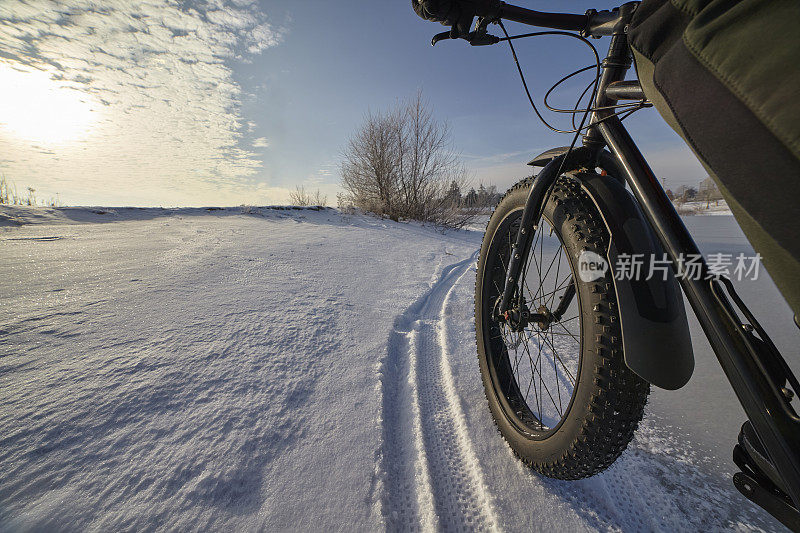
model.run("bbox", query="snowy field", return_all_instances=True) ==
[674,200,732,216]
[1,205,797,532]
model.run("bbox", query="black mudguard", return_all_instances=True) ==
[531,148,694,390]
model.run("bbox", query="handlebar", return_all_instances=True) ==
[497,4,588,32]
[429,2,636,47]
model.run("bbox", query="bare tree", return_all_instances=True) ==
[699,176,722,208]
[340,108,402,219]
[340,91,486,228]
[289,185,327,207]
[311,189,327,207]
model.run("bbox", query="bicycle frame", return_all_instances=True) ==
[493,1,800,519]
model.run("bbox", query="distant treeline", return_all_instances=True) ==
[665,176,724,207]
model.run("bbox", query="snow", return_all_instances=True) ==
[1,205,796,531]
[674,200,733,216]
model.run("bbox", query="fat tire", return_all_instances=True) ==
[475,174,650,479]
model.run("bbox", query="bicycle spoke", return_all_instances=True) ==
[538,223,545,307]
[527,226,544,303]
[523,329,562,419]
[528,276,572,303]
[512,338,523,374]
[554,320,581,344]
[522,333,543,422]
[538,243,563,299]
[540,330,577,387]
[545,331,580,339]
[550,326,563,414]
[547,247,564,310]
[551,270,574,298]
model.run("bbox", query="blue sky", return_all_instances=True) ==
[0,0,706,206]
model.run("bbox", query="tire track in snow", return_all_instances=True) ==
[380,251,499,532]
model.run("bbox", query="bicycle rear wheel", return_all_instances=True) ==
[475,174,649,479]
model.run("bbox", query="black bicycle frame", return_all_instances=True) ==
[495,2,800,511]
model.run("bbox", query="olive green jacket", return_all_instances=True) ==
[628,0,800,317]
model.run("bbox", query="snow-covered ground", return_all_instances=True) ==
[673,200,732,216]
[1,205,797,531]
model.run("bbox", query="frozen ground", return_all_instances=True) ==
[1,205,796,532]
[674,200,732,216]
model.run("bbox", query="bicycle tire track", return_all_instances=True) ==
[380,250,499,532]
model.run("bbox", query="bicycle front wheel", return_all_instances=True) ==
[475,174,649,479]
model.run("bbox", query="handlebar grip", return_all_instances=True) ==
[431,30,499,47]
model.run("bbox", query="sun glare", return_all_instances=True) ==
[0,61,98,144]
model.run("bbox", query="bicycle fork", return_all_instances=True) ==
[497,147,593,316]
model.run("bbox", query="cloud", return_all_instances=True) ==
[300,162,337,188]
[252,137,270,148]
[0,0,284,206]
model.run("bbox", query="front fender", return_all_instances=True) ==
[578,171,694,390]
[528,147,694,390]
[529,146,626,183]
[528,147,694,389]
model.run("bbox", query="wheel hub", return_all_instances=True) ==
[535,305,554,331]
[494,297,549,332]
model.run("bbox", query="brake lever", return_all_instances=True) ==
[431,31,452,46]
[431,30,500,47]
[469,32,500,46]
[431,14,500,47]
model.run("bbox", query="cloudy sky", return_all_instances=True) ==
[0,0,705,206]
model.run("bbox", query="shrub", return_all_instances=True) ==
[339,92,489,229]
[0,177,61,206]
[289,185,327,207]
